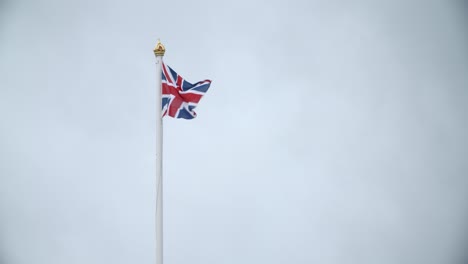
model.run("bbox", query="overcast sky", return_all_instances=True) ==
[1,0,468,264]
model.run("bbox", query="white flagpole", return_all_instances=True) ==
[154,40,165,264]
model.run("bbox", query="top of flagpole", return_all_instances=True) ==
[154,39,166,57]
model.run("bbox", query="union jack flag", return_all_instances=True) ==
[162,62,212,119]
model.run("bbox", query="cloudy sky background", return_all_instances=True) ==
[1,0,468,263]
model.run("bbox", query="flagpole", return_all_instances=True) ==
[154,40,165,264]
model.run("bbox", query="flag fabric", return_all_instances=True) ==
[161,62,212,119]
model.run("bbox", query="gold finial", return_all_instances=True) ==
[153,39,165,56]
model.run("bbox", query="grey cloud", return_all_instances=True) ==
[1,1,468,264]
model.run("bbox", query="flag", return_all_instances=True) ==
[161,62,212,119]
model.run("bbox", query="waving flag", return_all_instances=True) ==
[161,62,212,119]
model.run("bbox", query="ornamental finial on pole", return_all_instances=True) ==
[154,39,165,56]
